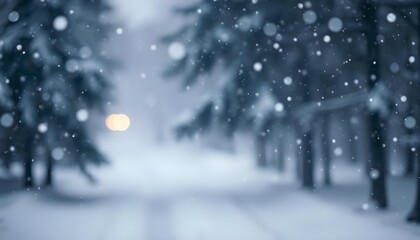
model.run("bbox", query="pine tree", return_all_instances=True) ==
[166,0,420,216]
[0,0,113,187]
[166,0,304,156]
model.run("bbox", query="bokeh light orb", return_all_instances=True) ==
[105,114,116,130]
[106,114,131,131]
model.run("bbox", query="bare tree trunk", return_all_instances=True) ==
[301,131,314,189]
[368,114,388,208]
[293,127,303,181]
[45,156,54,187]
[364,0,388,209]
[407,5,420,222]
[407,154,420,222]
[345,113,358,163]
[320,113,332,186]
[349,113,363,164]
[351,113,372,177]
[272,122,285,171]
[405,105,416,175]
[23,136,34,188]
[255,133,267,167]
[405,140,415,176]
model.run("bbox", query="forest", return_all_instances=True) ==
[0,0,420,239]
[167,0,420,223]
[0,0,112,188]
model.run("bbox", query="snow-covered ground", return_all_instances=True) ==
[0,139,420,240]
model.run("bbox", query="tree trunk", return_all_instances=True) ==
[354,114,372,177]
[255,134,267,167]
[405,126,415,175]
[45,156,54,187]
[294,128,303,181]
[406,146,415,176]
[275,138,285,172]
[23,136,34,188]
[273,123,285,171]
[345,114,358,163]
[364,0,388,209]
[320,114,332,186]
[368,114,388,208]
[3,151,12,171]
[407,5,420,222]
[301,131,314,189]
[407,155,420,222]
[350,113,363,165]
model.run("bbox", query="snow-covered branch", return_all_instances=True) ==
[294,90,370,118]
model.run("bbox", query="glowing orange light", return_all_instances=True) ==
[105,114,116,130]
[106,114,130,131]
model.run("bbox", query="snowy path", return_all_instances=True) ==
[0,142,419,240]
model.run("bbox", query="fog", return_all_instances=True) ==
[1,1,420,239]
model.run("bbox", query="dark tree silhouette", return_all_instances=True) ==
[0,0,114,187]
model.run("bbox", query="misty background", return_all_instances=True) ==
[1,0,420,240]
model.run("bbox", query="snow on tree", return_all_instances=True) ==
[0,0,114,187]
[163,0,420,222]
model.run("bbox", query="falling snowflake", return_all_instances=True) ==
[8,11,19,22]
[253,62,263,72]
[386,13,397,23]
[168,42,186,60]
[38,123,48,133]
[76,109,89,122]
[53,16,68,31]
